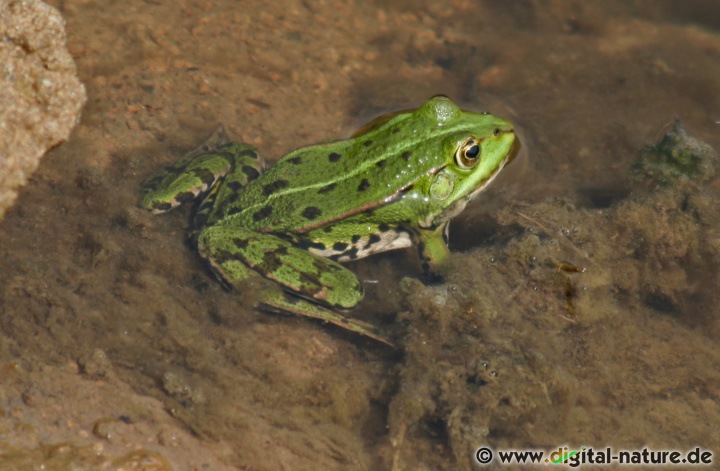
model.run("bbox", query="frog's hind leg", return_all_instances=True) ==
[191,144,264,232]
[140,142,262,214]
[196,224,393,346]
[261,292,394,347]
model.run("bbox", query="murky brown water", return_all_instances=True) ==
[1,1,720,469]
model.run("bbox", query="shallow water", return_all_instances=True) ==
[1,1,719,469]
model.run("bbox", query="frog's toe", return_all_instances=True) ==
[260,291,394,347]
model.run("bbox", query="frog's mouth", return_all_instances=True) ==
[507,135,521,164]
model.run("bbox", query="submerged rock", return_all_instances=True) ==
[0,0,86,220]
[633,120,717,185]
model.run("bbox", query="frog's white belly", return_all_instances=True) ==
[310,230,413,261]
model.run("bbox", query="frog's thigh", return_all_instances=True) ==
[141,143,261,213]
[193,145,265,229]
[197,225,364,309]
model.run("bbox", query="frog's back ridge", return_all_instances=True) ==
[222,140,409,230]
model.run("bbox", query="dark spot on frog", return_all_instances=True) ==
[274,233,297,245]
[301,206,322,220]
[233,238,250,249]
[274,246,290,256]
[207,250,232,270]
[261,251,283,272]
[153,202,173,212]
[402,151,412,160]
[194,168,216,185]
[300,272,323,292]
[176,192,196,203]
[288,156,302,165]
[218,150,237,162]
[253,206,273,221]
[392,128,401,134]
[279,292,301,305]
[333,242,349,252]
[328,152,342,162]
[238,148,258,159]
[318,183,336,194]
[378,223,390,232]
[345,247,359,260]
[298,239,326,251]
[363,140,373,147]
[242,165,260,180]
[366,234,381,247]
[351,235,360,244]
[323,261,342,273]
[376,159,387,168]
[358,179,371,191]
[226,180,244,191]
[263,179,290,196]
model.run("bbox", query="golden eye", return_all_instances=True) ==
[455,138,481,169]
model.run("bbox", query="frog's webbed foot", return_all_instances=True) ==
[260,290,394,347]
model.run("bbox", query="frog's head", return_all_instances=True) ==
[412,96,519,228]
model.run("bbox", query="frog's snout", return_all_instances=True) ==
[507,133,521,164]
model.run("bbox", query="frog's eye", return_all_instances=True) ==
[456,138,481,169]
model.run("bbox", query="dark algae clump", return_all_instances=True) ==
[633,120,716,185]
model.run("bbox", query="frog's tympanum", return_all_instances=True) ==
[141,96,518,345]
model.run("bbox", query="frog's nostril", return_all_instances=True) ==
[492,128,501,137]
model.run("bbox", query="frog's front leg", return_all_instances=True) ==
[197,224,392,345]
[416,223,451,280]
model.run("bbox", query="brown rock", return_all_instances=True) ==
[0,0,86,219]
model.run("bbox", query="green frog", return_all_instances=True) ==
[140,96,518,345]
